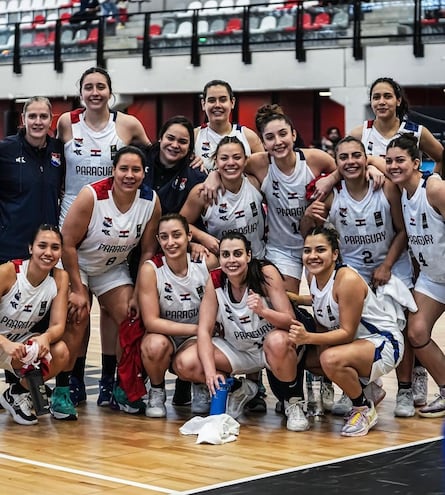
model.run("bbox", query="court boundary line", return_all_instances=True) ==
[170,435,443,494]
[0,452,172,493]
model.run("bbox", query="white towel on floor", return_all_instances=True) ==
[179,414,240,444]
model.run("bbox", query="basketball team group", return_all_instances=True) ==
[1,67,444,438]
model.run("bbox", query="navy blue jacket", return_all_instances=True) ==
[0,131,64,262]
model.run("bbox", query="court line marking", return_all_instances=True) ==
[170,436,443,494]
[0,452,172,493]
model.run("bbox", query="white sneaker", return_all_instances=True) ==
[0,385,38,426]
[394,388,415,417]
[321,381,335,411]
[226,378,258,419]
[412,366,428,407]
[331,392,352,416]
[191,383,210,415]
[145,387,167,418]
[284,397,309,431]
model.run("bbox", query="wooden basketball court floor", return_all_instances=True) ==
[0,300,444,495]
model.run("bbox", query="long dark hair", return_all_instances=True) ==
[219,232,277,297]
[304,225,343,265]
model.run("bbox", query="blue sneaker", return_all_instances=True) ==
[69,376,86,407]
[50,386,78,420]
[97,375,114,407]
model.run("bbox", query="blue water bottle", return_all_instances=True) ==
[210,377,234,415]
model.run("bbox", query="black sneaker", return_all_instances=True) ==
[245,393,267,413]
[0,385,38,425]
[172,378,192,406]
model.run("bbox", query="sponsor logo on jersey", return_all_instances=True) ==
[422,213,428,229]
[136,224,142,238]
[164,282,173,293]
[374,211,383,227]
[110,145,117,160]
[38,301,48,317]
[250,202,258,217]
[15,156,26,163]
[103,217,113,228]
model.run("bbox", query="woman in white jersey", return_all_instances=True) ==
[302,136,416,418]
[0,224,69,425]
[195,79,264,172]
[349,77,443,175]
[290,226,410,436]
[175,232,311,432]
[386,134,445,418]
[138,214,218,418]
[180,135,266,259]
[60,146,160,419]
[57,67,151,409]
[350,78,442,411]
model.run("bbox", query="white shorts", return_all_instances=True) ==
[0,332,38,375]
[366,333,404,383]
[79,263,133,297]
[212,337,267,375]
[265,245,303,280]
[392,251,414,289]
[414,271,445,305]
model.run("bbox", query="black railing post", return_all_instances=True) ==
[142,12,152,68]
[352,0,363,60]
[191,10,200,67]
[97,16,106,68]
[413,0,424,57]
[295,2,306,62]
[13,23,21,74]
[242,6,251,64]
[54,19,63,73]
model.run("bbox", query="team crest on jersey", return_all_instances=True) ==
[250,202,258,217]
[110,145,117,160]
[50,152,61,168]
[164,282,173,293]
[14,291,21,301]
[180,293,191,301]
[287,191,300,200]
[239,315,252,325]
[74,138,83,147]
[234,210,245,219]
[339,207,347,218]
[103,217,113,228]
[218,203,228,214]
[201,142,210,152]
[367,141,373,153]
[38,301,48,317]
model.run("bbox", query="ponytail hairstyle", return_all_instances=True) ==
[386,133,421,163]
[305,225,343,266]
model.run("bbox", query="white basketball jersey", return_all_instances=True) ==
[148,253,209,325]
[77,178,157,276]
[195,123,252,171]
[361,119,422,158]
[310,267,403,341]
[261,150,314,252]
[202,176,266,258]
[61,109,125,223]
[211,269,273,352]
[0,259,57,339]
[402,174,445,283]
[329,181,412,284]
